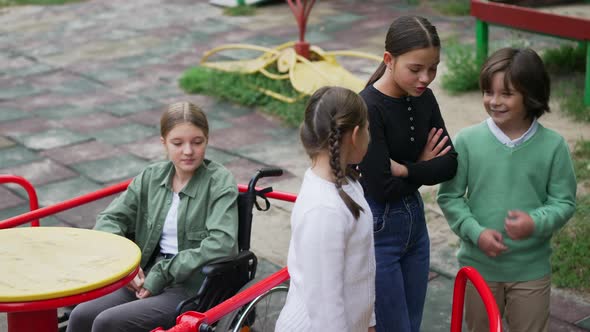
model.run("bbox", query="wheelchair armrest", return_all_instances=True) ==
[175,250,257,316]
[201,250,255,276]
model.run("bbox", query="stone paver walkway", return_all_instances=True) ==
[1,0,589,331]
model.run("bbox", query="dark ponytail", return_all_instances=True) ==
[366,62,387,88]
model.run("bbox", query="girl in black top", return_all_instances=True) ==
[358,16,457,332]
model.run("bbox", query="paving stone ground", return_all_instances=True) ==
[1,0,589,331]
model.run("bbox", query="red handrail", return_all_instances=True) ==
[156,260,502,332]
[0,175,40,227]
[153,267,291,332]
[0,180,298,230]
[237,184,297,203]
[451,266,502,332]
[0,174,501,331]
[0,179,132,229]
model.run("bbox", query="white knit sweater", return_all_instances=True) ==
[275,169,376,331]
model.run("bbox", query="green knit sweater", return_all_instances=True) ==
[437,122,576,282]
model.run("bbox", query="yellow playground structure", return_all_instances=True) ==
[201,0,382,102]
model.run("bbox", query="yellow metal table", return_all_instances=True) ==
[0,227,141,332]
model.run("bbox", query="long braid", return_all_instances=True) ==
[328,119,363,219]
[301,86,367,219]
[328,120,345,186]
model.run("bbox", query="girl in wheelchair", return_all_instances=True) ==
[66,101,239,332]
[275,86,376,332]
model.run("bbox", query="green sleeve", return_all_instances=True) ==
[530,138,577,237]
[144,173,239,294]
[437,134,485,245]
[94,173,142,236]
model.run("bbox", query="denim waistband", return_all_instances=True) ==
[367,191,421,207]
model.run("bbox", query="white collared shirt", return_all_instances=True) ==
[486,117,538,148]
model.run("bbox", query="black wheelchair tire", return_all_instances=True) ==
[215,281,288,332]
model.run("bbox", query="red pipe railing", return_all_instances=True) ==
[0,179,132,229]
[0,175,40,227]
[237,184,297,203]
[0,174,500,331]
[155,266,502,332]
[153,267,290,332]
[451,266,502,332]
[0,180,298,229]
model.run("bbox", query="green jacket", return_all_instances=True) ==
[95,160,239,295]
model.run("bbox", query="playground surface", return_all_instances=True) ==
[1,0,590,330]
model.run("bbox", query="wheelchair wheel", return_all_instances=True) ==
[216,282,288,332]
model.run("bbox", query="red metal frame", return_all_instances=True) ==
[1,175,500,331]
[470,0,590,40]
[0,179,132,229]
[0,181,295,229]
[237,184,297,203]
[0,267,139,332]
[153,268,290,332]
[451,266,502,332]
[155,265,502,332]
[0,175,40,227]
[0,267,139,312]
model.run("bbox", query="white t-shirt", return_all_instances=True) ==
[159,191,179,254]
[275,168,376,332]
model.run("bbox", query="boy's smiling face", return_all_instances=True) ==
[483,71,529,135]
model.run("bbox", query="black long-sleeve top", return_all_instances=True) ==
[359,85,458,203]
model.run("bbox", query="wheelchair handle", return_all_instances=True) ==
[247,167,283,192]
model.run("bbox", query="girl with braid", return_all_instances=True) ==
[358,16,457,332]
[276,86,376,332]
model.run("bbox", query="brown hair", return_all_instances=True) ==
[366,16,441,87]
[300,86,368,219]
[479,47,550,118]
[160,102,209,138]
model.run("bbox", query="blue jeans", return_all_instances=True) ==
[368,192,430,332]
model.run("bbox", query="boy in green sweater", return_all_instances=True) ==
[437,47,576,332]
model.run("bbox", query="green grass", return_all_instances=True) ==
[403,0,470,15]
[441,42,480,94]
[543,45,590,293]
[542,44,586,73]
[0,0,83,5]
[553,74,590,122]
[223,4,256,16]
[542,44,589,121]
[179,66,307,127]
[551,140,590,292]
[429,0,470,16]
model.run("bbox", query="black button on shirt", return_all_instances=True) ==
[359,85,458,203]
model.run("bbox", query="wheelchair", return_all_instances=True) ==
[175,167,289,332]
[57,167,289,332]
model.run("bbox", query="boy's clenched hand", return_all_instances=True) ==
[478,229,508,257]
[504,210,535,240]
